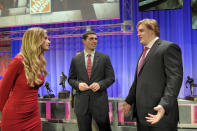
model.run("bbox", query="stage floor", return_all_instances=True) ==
[38,98,197,131]
[1,98,197,131]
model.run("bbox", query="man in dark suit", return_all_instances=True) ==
[68,31,115,131]
[122,19,183,131]
[70,51,82,108]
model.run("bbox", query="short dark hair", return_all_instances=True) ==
[82,31,96,40]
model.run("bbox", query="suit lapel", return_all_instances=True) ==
[80,52,89,78]
[138,39,161,75]
[91,51,99,78]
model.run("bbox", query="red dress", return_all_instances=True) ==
[0,54,44,131]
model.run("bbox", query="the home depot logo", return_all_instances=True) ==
[30,0,51,14]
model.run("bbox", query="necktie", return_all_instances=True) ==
[87,54,92,79]
[137,47,149,75]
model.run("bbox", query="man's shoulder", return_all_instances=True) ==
[158,39,181,51]
[95,51,108,57]
[72,53,82,61]
[158,39,173,45]
[159,39,179,47]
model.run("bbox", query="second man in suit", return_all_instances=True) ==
[122,19,183,131]
[68,31,115,131]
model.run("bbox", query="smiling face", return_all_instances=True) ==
[137,23,155,46]
[41,34,50,51]
[83,34,97,52]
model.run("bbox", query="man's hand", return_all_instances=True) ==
[121,102,131,114]
[89,82,100,92]
[145,105,165,125]
[78,82,89,91]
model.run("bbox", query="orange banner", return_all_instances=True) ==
[30,0,51,14]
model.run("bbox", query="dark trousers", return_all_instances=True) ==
[75,95,111,131]
[137,124,177,131]
[76,111,111,131]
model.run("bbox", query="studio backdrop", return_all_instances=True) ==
[9,0,197,98]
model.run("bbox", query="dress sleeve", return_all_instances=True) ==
[0,57,22,112]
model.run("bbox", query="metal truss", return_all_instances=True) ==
[0,0,133,41]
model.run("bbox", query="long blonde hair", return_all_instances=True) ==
[21,27,48,87]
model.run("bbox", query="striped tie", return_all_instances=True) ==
[137,47,149,75]
[87,54,92,79]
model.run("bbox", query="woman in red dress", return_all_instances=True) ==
[0,27,50,131]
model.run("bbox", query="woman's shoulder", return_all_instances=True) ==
[9,54,23,67]
[15,53,23,59]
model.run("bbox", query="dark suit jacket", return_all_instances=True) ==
[125,39,183,128]
[68,51,115,116]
